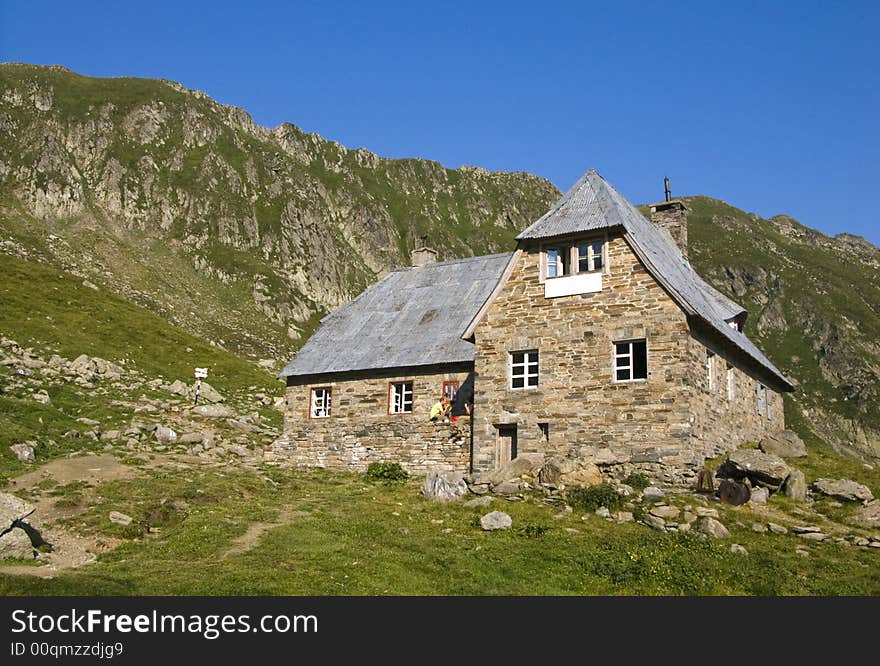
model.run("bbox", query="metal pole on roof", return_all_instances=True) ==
[664,176,671,202]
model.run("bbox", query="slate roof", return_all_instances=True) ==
[279,253,512,378]
[516,169,792,389]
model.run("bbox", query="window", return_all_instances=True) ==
[706,351,716,391]
[545,240,605,279]
[614,340,648,381]
[538,422,550,442]
[756,383,764,415]
[310,387,331,418]
[726,365,735,401]
[545,247,570,278]
[510,350,539,389]
[442,381,459,403]
[766,389,772,420]
[389,382,413,414]
[577,240,604,272]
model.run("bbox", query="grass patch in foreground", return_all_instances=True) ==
[1,466,877,596]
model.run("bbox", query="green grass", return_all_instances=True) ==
[1,465,876,596]
[0,253,273,393]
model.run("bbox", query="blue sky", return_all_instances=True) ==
[2,1,878,244]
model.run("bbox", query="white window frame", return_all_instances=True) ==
[577,239,604,273]
[510,350,539,390]
[310,387,332,418]
[706,351,716,391]
[542,236,607,281]
[726,365,735,401]
[756,383,764,415]
[613,339,648,383]
[766,388,772,420]
[389,381,413,414]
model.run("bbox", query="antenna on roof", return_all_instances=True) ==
[664,176,671,202]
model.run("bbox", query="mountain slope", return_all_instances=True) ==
[0,63,559,361]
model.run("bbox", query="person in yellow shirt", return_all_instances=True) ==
[430,395,451,422]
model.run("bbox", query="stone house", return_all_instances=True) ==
[274,169,793,479]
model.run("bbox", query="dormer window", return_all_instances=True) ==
[544,239,605,280]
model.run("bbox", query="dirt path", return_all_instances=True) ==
[221,509,311,559]
[1,454,142,577]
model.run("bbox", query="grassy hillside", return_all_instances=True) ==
[0,63,559,361]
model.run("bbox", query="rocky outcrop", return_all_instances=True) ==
[716,449,792,490]
[759,430,807,458]
[811,478,875,503]
[0,64,558,362]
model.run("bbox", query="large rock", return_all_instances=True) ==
[695,516,730,539]
[716,449,791,489]
[196,382,224,404]
[421,472,468,502]
[783,469,807,502]
[811,478,874,503]
[0,528,34,560]
[759,430,807,458]
[0,493,35,527]
[154,426,177,444]
[486,453,543,486]
[9,443,35,462]
[166,380,190,396]
[538,456,602,487]
[849,501,880,529]
[480,511,512,531]
[191,404,234,418]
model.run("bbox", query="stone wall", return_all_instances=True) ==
[686,325,786,459]
[471,231,787,476]
[275,365,473,474]
[472,234,696,473]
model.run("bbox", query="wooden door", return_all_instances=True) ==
[496,425,517,467]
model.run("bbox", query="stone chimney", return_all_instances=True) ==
[649,177,688,257]
[411,236,438,267]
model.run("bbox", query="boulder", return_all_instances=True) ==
[849,501,880,529]
[166,380,190,396]
[539,456,600,486]
[196,382,224,404]
[559,463,602,487]
[642,514,666,531]
[492,480,522,496]
[0,493,35,527]
[154,426,177,444]
[178,432,208,445]
[9,443,35,463]
[32,390,51,404]
[642,486,665,501]
[480,511,512,531]
[0,528,34,560]
[782,469,807,502]
[749,487,769,505]
[759,430,807,458]
[464,496,493,508]
[421,472,468,502]
[716,449,791,489]
[486,453,543,486]
[191,404,234,419]
[109,511,133,526]
[730,543,748,556]
[811,478,874,503]
[695,516,730,539]
[650,505,680,520]
[768,523,788,534]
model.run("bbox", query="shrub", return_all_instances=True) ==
[519,523,549,539]
[366,462,408,482]
[623,473,650,491]
[566,483,623,512]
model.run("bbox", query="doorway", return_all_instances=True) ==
[496,425,517,467]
